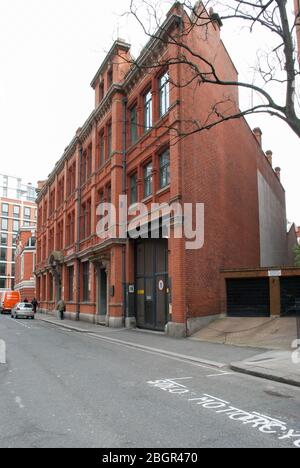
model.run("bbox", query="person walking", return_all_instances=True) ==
[31,298,38,314]
[56,299,66,321]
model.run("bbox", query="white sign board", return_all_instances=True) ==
[268,270,282,277]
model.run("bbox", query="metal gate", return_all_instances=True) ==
[227,278,270,317]
[280,277,300,317]
[135,239,168,331]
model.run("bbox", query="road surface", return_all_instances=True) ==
[0,315,299,448]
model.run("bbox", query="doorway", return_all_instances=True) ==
[98,268,108,319]
[135,239,169,331]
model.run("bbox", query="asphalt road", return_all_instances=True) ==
[0,315,300,448]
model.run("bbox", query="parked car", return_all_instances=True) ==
[0,291,21,315]
[11,303,35,320]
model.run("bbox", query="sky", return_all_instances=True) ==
[0,0,299,224]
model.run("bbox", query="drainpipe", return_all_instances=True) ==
[122,97,128,324]
[76,145,83,321]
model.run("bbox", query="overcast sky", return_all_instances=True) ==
[0,0,299,224]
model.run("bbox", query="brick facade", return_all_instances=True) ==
[35,3,289,336]
[14,227,36,301]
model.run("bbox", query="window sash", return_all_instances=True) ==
[130,174,137,204]
[144,92,153,131]
[82,263,90,302]
[130,107,138,144]
[159,151,170,188]
[107,125,112,158]
[144,164,153,197]
[159,73,170,117]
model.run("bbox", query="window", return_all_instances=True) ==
[49,189,56,213]
[82,262,90,302]
[56,220,64,250]
[49,229,55,253]
[130,173,137,205]
[0,248,7,261]
[26,237,36,248]
[144,90,153,132]
[99,131,105,166]
[24,207,31,220]
[1,218,8,231]
[130,105,138,145]
[1,204,8,216]
[159,72,170,117]
[99,81,104,103]
[24,221,31,228]
[57,177,65,207]
[13,205,20,219]
[80,200,92,240]
[12,249,16,262]
[159,150,170,188]
[13,220,20,232]
[43,201,48,224]
[108,68,113,88]
[0,263,6,276]
[107,186,111,204]
[81,151,87,185]
[67,211,75,246]
[68,266,74,302]
[107,124,112,159]
[12,235,17,246]
[1,233,7,246]
[0,279,5,289]
[144,162,153,198]
[87,145,93,177]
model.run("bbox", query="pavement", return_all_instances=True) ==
[191,317,298,350]
[1,313,300,448]
[231,351,300,388]
[36,313,300,389]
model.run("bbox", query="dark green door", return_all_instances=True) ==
[135,239,168,331]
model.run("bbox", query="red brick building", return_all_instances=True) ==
[14,227,36,301]
[35,3,289,336]
[0,174,37,293]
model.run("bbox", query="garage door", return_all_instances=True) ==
[280,277,300,317]
[227,278,270,317]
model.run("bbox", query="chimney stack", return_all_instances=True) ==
[253,127,262,147]
[266,150,273,167]
[37,180,46,190]
[275,167,281,180]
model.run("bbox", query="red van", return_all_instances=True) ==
[0,291,21,314]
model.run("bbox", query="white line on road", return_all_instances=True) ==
[15,396,25,409]
[206,372,235,378]
[0,339,6,364]
[4,317,31,329]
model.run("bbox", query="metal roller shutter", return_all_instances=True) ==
[227,278,270,317]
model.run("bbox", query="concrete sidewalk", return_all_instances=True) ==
[231,350,300,388]
[191,317,298,350]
